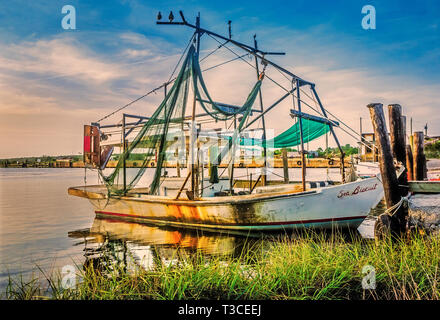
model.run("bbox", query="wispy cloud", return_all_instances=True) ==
[0,31,186,157]
[0,38,124,84]
[0,1,439,157]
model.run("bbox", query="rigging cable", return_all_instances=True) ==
[96,33,196,123]
[199,40,230,63]
[166,33,196,83]
[206,34,378,153]
[96,37,245,124]
[209,35,377,154]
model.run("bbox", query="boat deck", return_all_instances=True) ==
[68,183,315,204]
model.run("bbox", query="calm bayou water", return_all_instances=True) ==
[0,168,380,292]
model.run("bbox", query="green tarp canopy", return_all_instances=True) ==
[239,118,330,149]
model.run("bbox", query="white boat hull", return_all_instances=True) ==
[69,176,384,231]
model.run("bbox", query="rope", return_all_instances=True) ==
[383,195,409,217]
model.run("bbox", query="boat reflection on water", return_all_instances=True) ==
[68,211,378,275]
[68,218,273,273]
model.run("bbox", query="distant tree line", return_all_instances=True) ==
[272,144,358,157]
[425,140,440,159]
[0,154,83,167]
[273,147,297,156]
[316,144,359,157]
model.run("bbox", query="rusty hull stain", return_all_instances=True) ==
[166,201,267,225]
[166,204,204,223]
[232,201,267,224]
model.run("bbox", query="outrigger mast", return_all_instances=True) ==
[156,11,346,189]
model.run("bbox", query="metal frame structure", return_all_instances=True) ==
[155,11,346,186]
[90,11,350,195]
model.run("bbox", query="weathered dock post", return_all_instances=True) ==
[368,104,401,207]
[388,105,406,165]
[282,148,289,183]
[406,145,414,181]
[368,103,406,237]
[388,104,408,195]
[413,132,427,181]
[401,115,407,145]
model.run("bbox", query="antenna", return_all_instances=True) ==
[179,10,187,23]
[228,20,232,39]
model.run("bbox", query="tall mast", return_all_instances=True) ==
[190,13,201,198]
[229,115,237,191]
[296,79,306,191]
[122,114,127,192]
[253,35,268,186]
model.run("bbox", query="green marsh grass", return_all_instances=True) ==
[4,231,440,300]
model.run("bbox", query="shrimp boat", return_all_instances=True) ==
[68,12,384,231]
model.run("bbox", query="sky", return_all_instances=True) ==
[0,0,439,157]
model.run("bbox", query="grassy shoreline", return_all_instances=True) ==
[4,232,440,300]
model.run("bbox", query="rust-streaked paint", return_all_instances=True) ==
[95,210,366,226]
[168,204,183,219]
[72,175,384,231]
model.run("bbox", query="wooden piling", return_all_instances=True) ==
[406,145,414,181]
[401,115,407,146]
[368,103,401,208]
[413,132,426,181]
[282,148,289,183]
[388,104,406,166]
[388,104,408,195]
[368,103,406,236]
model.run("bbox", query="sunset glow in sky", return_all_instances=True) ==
[1,0,439,157]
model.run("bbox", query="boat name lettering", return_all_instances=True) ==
[337,184,378,199]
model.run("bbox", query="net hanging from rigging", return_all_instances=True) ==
[98,44,263,196]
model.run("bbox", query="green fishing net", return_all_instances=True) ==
[99,45,262,196]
